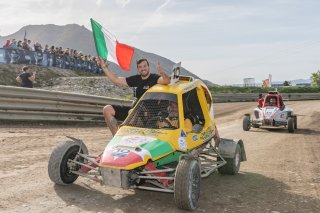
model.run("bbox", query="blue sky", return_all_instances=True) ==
[0,0,319,84]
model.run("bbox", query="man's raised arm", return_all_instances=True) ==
[156,61,170,85]
[99,58,128,87]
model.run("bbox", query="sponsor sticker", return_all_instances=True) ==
[192,135,198,141]
[200,126,214,142]
[112,147,130,158]
[178,137,187,151]
[120,136,155,147]
[180,130,187,137]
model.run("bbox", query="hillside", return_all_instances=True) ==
[0,24,215,86]
[0,24,96,55]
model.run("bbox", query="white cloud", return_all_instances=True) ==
[96,0,102,7]
[135,0,172,34]
[116,0,131,8]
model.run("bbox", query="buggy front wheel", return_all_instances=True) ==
[48,140,88,185]
[174,158,201,210]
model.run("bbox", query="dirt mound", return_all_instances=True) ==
[0,64,133,99]
[42,76,133,99]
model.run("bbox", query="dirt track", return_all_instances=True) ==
[1,101,319,213]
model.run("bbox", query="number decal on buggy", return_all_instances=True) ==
[112,147,130,158]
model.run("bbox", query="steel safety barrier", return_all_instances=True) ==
[0,85,132,123]
[0,85,319,122]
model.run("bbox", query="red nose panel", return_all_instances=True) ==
[100,148,143,168]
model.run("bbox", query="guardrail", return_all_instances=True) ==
[0,85,319,123]
[212,93,320,103]
[0,85,132,123]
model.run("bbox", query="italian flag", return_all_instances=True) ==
[90,18,134,71]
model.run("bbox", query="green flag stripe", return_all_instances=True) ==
[90,18,108,59]
[140,140,174,158]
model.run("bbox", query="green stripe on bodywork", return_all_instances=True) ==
[153,151,184,167]
[140,140,173,158]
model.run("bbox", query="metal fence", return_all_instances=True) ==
[0,48,103,74]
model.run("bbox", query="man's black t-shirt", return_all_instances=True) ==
[19,72,33,88]
[126,73,160,99]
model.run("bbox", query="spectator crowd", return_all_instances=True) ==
[1,38,103,74]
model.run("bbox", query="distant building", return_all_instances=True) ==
[271,82,284,87]
[243,78,255,87]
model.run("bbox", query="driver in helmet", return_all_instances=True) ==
[158,101,192,130]
[269,97,277,106]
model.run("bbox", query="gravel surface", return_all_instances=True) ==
[1,101,320,212]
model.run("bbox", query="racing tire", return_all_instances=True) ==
[288,117,295,133]
[243,116,251,131]
[218,144,241,175]
[174,158,201,210]
[48,140,88,185]
[294,116,297,129]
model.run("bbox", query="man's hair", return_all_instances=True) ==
[136,58,149,68]
[22,66,29,72]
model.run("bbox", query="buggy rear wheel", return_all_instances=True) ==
[294,116,297,129]
[218,144,241,175]
[174,158,201,210]
[288,117,295,133]
[48,140,88,185]
[243,115,251,131]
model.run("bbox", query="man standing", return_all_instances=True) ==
[258,93,263,108]
[16,66,36,88]
[99,58,170,135]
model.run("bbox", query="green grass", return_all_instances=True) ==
[209,86,320,94]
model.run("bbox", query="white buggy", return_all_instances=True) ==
[243,91,297,133]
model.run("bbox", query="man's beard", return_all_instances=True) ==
[140,70,149,78]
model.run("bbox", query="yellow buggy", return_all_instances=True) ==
[48,75,246,210]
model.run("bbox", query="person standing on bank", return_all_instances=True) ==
[16,66,36,88]
[99,58,170,136]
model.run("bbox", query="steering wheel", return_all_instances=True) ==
[162,118,175,128]
[157,112,174,128]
